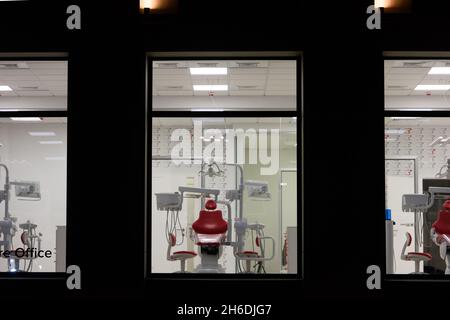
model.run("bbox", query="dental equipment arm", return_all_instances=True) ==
[0,164,10,219]
[216,200,232,243]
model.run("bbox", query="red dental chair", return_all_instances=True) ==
[431,200,450,274]
[191,199,228,273]
[192,199,228,246]
[167,233,197,273]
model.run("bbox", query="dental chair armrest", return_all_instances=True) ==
[234,236,275,262]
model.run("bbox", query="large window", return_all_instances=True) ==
[385,57,450,276]
[148,54,301,276]
[0,59,67,273]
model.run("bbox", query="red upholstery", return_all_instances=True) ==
[192,200,227,235]
[406,232,412,246]
[169,233,176,247]
[205,199,217,210]
[408,252,432,260]
[240,251,258,255]
[173,251,197,256]
[433,200,450,236]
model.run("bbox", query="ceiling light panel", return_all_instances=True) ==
[190,68,227,75]
[193,85,228,91]
[0,85,12,91]
[415,85,450,91]
[429,67,450,75]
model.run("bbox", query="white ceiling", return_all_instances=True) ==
[152,60,296,97]
[385,60,450,96]
[0,117,67,124]
[0,61,67,98]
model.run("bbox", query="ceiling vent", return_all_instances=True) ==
[237,85,258,89]
[18,86,40,90]
[156,62,179,68]
[164,85,183,90]
[387,85,409,89]
[196,62,218,67]
[0,62,29,69]
[399,61,433,68]
[236,62,260,68]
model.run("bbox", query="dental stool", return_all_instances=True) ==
[191,199,228,273]
[431,200,450,274]
[167,233,197,273]
[400,232,432,274]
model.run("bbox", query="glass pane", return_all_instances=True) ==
[0,117,67,272]
[152,59,296,111]
[151,117,298,274]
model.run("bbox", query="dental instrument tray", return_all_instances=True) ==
[155,192,182,211]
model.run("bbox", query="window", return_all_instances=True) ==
[0,58,67,273]
[147,53,301,277]
[385,56,450,276]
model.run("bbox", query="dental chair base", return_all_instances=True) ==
[194,250,226,273]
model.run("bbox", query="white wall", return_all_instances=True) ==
[0,122,67,272]
[385,122,450,273]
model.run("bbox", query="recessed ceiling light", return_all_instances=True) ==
[44,156,65,161]
[390,117,420,120]
[415,85,450,91]
[28,132,56,137]
[10,117,42,122]
[385,129,405,135]
[0,86,12,92]
[429,67,450,75]
[193,85,228,91]
[190,68,227,75]
[191,108,225,112]
[39,141,63,145]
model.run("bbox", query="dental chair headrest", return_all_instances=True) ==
[444,200,450,211]
[205,199,217,210]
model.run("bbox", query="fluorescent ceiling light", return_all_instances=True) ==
[10,117,42,122]
[385,129,405,135]
[429,67,450,75]
[0,86,12,91]
[190,68,227,75]
[415,85,450,91]
[28,132,56,137]
[390,117,420,120]
[39,141,63,145]
[193,85,228,91]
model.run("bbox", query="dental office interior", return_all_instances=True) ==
[151,59,299,274]
[385,59,450,275]
[0,60,67,272]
